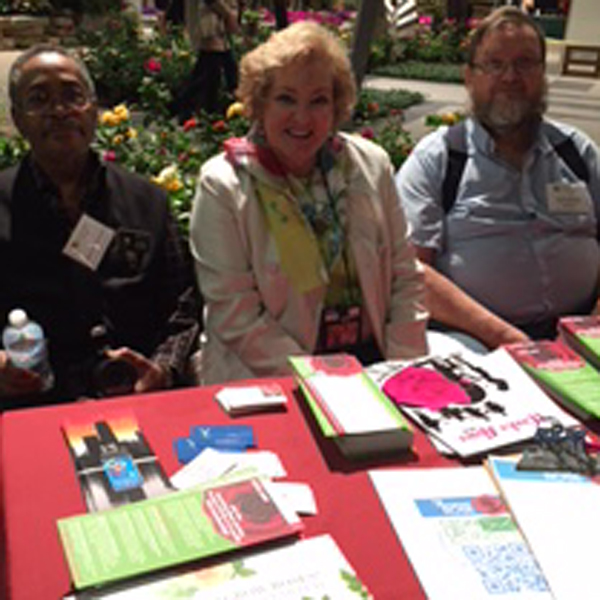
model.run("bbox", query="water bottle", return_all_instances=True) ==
[2,308,54,391]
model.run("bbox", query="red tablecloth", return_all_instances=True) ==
[0,378,456,600]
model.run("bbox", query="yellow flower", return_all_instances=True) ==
[226,101,244,120]
[113,104,130,121]
[126,127,138,139]
[100,111,119,127]
[112,134,124,145]
[151,164,183,193]
[165,179,183,192]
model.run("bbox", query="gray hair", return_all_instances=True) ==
[9,44,96,107]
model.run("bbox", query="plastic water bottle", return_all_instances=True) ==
[2,308,54,391]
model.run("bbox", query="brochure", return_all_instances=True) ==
[369,467,551,600]
[62,412,173,512]
[57,477,303,590]
[505,340,600,420]
[558,315,600,370]
[367,348,578,457]
[288,353,413,459]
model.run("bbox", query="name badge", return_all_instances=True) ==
[547,181,590,214]
[319,305,362,352]
[62,214,116,271]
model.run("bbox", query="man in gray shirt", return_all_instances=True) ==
[397,6,600,348]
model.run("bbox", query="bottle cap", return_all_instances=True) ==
[8,308,28,328]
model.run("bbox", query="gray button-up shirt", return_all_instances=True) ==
[396,117,600,328]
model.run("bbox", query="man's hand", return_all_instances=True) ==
[0,350,44,397]
[105,348,172,394]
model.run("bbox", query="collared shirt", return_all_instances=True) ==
[396,117,600,329]
[0,153,201,408]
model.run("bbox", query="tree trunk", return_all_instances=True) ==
[350,0,385,88]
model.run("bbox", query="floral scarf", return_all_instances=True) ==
[224,130,361,306]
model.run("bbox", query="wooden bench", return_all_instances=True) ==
[562,45,600,78]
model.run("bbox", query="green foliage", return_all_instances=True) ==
[94,103,251,235]
[353,88,424,123]
[369,16,470,82]
[0,135,28,171]
[372,61,464,83]
[77,11,147,107]
[371,116,414,170]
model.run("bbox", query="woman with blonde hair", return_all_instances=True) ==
[190,21,428,384]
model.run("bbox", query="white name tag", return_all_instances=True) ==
[62,214,116,271]
[547,181,590,214]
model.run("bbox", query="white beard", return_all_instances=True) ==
[472,91,547,135]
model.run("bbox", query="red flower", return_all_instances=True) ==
[367,102,379,114]
[360,127,375,140]
[212,120,227,132]
[183,117,197,132]
[144,58,162,74]
[102,150,116,162]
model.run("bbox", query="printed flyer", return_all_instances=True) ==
[58,477,303,590]
[369,467,551,600]
[67,534,370,599]
[62,412,173,512]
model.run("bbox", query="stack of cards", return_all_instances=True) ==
[215,383,288,415]
[174,425,255,464]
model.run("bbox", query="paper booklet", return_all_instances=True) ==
[65,534,371,599]
[288,353,413,459]
[505,339,600,421]
[57,476,303,590]
[62,412,174,512]
[366,347,579,457]
[369,467,552,600]
[558,315,600,370]
[487,455,600,600]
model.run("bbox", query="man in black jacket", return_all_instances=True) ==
[0,45,202,410]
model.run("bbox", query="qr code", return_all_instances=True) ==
[462,542,549,594]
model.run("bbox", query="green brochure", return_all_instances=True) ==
[505,340,600,420]
[57,477,302,590]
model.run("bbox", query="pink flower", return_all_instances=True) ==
[360,127,375,140]
[418,15,433,26]
[103,150,116,162]
[145,58,162,74]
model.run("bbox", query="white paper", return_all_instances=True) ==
[367,348,579,457]
[70,534,369,599]
[309,373,398,433]
[62,214,116,271]
[171,448,286,491]
[369,467,552,600]
[488,456,600,600]
[268,481,317,515]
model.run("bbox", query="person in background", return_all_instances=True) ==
[190,21,428,384]
[0,45,202,410]
[396,7,600,349]
[169,0,239,122]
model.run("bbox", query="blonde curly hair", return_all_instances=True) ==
[237,21,356,130]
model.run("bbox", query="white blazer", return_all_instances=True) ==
[190,133,428,384]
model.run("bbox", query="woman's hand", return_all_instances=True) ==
[0,350,44,397]
[105,348,172,394]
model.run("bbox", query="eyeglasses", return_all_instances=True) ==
[472,58,543,78]
[17,86,94,116]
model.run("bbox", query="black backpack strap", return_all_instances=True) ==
[544,122,590,184]
[442,121,468,214]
